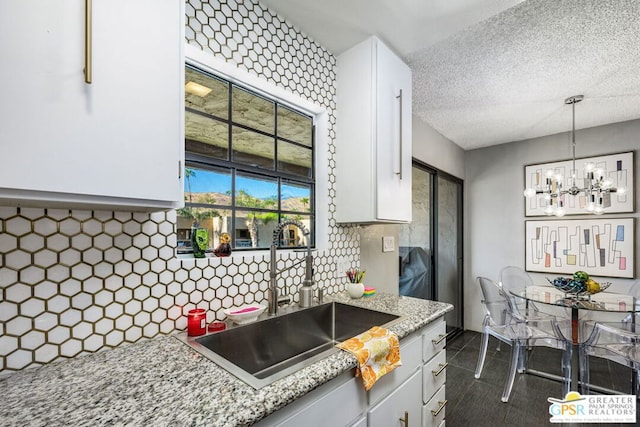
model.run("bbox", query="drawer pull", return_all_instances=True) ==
[432,334,446,345]
[399,410,409,426]
[431,400,448,417]
[432,362,448,377]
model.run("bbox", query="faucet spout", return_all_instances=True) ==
[268,220,314,315]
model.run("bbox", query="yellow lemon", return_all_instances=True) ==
[586,279,600,293]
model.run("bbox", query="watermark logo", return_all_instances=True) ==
[548,392,636,423]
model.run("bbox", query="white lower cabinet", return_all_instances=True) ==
[368,369,422,427]
[257,316,446,427]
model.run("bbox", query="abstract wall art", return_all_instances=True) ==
[525,218,635,278]
[524,151,634,216]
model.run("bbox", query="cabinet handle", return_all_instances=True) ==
[84,0,92,84]
[395,89,403,180]
[432,362,448,377]
[431,400,448,417]
[432,334,447,345]
[399,410,409,426]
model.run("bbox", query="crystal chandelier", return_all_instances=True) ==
[523,95,626,217]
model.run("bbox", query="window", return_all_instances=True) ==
[179,65,315,254]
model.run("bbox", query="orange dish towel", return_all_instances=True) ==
[336,326,402,391]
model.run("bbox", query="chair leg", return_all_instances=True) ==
[561,346,572,396]
[475,330,490,379]
[502,341,520,403]
[579,347,589,395]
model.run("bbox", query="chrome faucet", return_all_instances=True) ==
[268,219,315,315]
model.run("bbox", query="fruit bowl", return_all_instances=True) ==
[547,276,611,296]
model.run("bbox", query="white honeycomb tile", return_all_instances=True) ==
[7,316,32,335]
[33,249,58,268]
[95,318,114,335]
[60,339,83,357]
[5,250,31,270]
[105,330,124,347]
[6,349,32,370]
[20,234,45,252]
[82,219,102,236]
[71,234,91,251]
[59,218,81,236]
[0,301,18,322]
[125,326,142,342]
[0,336,18,356]
[71,263,92,281]
[59,309,82,327]
[83,248,103,265]
[34,312,57,331]
[84,335,103,352]
[105,302,124,319]
[21,330,45,350]
[20,266,45,286]
[21,299,45,317]
[72,322,92,339]
[124,300,141,315]
[71,293,92,310]
[5,283,31,303]
[143,323,159,337]
[6,216,31,236]
[48,326,71,344]
[34,344,58,363]
[59,248,81,267]
[59,279,81,297]
[83,306,103,323]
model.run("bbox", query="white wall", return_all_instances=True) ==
[412,115,465,179]
[464,119,640,332]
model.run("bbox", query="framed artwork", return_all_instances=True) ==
[524,151,634,216]
[525,218,635,278]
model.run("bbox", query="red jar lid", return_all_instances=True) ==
[208,321,226,333]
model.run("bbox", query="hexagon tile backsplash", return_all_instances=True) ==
[0,0,360,375]
[0,207,359,373]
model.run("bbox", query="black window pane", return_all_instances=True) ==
[279,214,312,248]
[235,210,279,248]
[232,126,274,169]
[277,140,312,177]
[185,67,229,119]
[281,182,311,213]
[235,172,278,210]
[185,111,228,160]
[184,166,231,206]
[232,86,274,133]
[277,105,312,146]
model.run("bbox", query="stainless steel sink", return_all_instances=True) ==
[177,301,402,389]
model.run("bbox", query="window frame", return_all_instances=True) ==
[183,64,316,253]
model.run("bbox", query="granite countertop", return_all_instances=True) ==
[0,292,452,427]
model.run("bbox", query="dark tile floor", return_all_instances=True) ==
[445,330,637,426]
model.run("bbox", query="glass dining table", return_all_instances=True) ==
[515,284,637,393]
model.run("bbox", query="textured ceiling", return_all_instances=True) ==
[260,0,640,150]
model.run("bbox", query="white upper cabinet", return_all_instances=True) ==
[336,36,412,223]
[0,0,184,210]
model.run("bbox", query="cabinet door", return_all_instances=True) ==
[375,39,412,222]
[368,369,422,427]
[0,0,183,209]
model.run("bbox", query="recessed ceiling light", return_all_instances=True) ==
[185,81,212,97]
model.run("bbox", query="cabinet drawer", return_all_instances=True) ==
[368,331,422,406]
[422,318,446,363]
[423,384,447,427]
[423,350,447,404]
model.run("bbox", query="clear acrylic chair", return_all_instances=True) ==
[580,322,640,396]
[580,280,640,394]
[475,277,572,402]
[499,266,551,317]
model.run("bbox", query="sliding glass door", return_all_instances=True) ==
[399,161,463,335]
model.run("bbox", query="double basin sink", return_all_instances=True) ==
[178,301,402,389]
